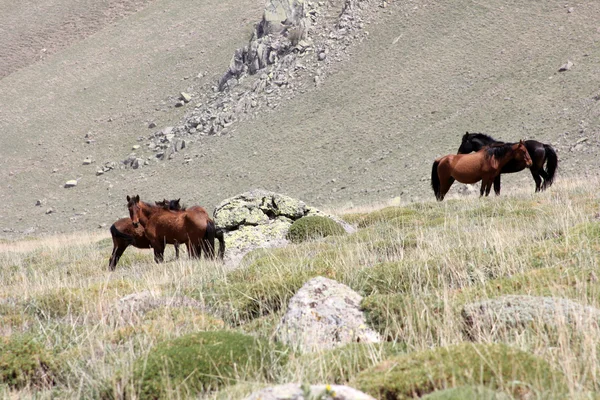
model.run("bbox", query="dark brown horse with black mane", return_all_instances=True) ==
[432,141,532,201]
[108,198,183,271]
[126,195,225,263]
[458,132,558,194]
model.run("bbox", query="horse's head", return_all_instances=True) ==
[457,132,474,154]
[126,195,142,227]
[169,198,182,210]
[517,140,533,167]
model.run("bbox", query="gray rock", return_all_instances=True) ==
[275,276,381,352]
[64,180,78,188]
[148,122,157,129]
[82,158,93,165]
[35,199,42,206]
[244,383,375,400]
[45,208,54,214]
[558,60,573,72]
[180,92,192,103]
[462,295,600,340]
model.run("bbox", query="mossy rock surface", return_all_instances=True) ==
[352,343,566,399]
[134,331,288,399]
[286,215,347,243]
[0,335,57,389]
[421,385,512,400]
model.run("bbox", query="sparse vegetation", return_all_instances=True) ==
[1,181,600,398]
[286,216,347,243]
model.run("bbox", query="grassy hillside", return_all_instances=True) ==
[0,179,598,398]
[1,0,599,238]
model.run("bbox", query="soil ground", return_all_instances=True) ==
[1,0,599,239]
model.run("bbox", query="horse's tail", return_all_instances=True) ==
[431,160,442,201]
[543,144,558,190]
[215,228,225,261]
[110,223,134,244]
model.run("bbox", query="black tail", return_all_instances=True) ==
[110,224,134,244]
[431,160,442,201]
[215,228,225,261]
[542,144,558,190]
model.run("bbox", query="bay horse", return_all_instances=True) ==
[458,132,558,194]
[431,141,532,201]
[108,198,183,271]
[126,195,225,263]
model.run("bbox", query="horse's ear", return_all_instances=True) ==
[490,155,499,170]
[134,195,140,203]
[462,132,469,141]
[519,139,524,145]
[126,195,131,202]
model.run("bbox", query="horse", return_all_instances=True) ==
[108,198,183,271]
[431,141,532,201]
[457,132,558,194]
[155,198,185,211]
[126,195,225,263]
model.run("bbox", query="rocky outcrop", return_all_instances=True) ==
[244,383,376,400]
[274,276,380,352]
[214,190,355,266]
[462,295,600,340]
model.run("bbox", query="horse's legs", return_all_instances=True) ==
[493,175,501,196]
[174,243,180,259]
[438,177,454,201]
[530,169,543,192]
[109,242,128,271]
[485,180,493,196]
[538,168,550,190]
[152,243,165,263]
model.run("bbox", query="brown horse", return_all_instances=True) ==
[126,195,225,263]
[431,141,532,201]
[108,198,183,271]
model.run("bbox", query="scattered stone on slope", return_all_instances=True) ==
[244,383,376,400]
[82,158,93,165]
[274,276,381,352]
[64,180,78,188]
[558,60,573,72]
[138,0,378,163]
[462,295,600,340]
[213,189,355,266]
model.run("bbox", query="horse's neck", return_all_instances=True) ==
[138,203,156,226]
[496,148,519,168]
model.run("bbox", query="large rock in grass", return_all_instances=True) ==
[462,295,600,340]
[214,190,354,267]
[351,343,567,399]
[244,383,376,400]
[274,276,381,352]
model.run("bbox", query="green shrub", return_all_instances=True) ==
[342,207,418,228]
[352,343,566,399]
[286,216,346,243]
[0,335,57,389]
[133,331,288,399]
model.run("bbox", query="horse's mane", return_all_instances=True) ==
[468,132,502,143]
[484,142,516,159]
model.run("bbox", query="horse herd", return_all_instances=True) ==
[108,132,558,270]
[108,196,224,270]
[432,132,558,201]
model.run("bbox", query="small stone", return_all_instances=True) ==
[318,52,327,61]
[558,60,573,72]
[568,7,574,13]
[180,140,186,150]
[180,92,192,103]
[82,158,93,165]
[35,200,42,206]
[45,208,54,214]
[148,122,157,129]
[64,180,78,188]
[96,170,104,176]
[132,145,140,150]
[175,100,185,107]
[52,168,58,173]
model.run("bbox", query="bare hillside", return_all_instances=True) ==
[1,0,599,238]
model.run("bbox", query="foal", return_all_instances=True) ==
[431,141,532,201]
[126,195,224,263]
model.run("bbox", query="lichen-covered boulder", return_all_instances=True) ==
[214,190,355,267]
[244,383,375,400]
[275,276,381,352]
[461,295,600,340]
